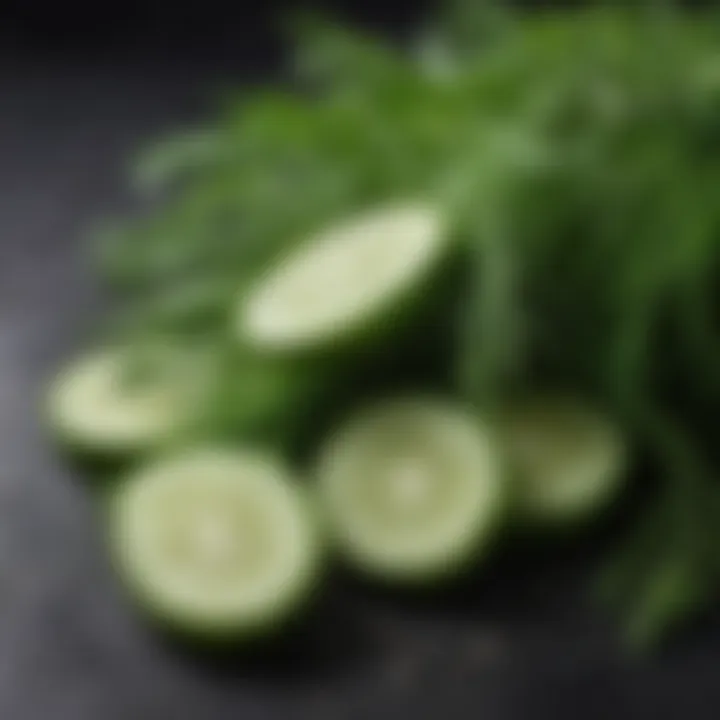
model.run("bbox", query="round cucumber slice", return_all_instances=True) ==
[110,448,320,639]
[317,399,503,582]
[48,343,211,456]
[497,396,627,526]
[237,201,449,353]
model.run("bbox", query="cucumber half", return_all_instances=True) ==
[110,448,320,639]
[237,201,448,353]
[48,343,212,457]
[317,399,503,582]
[497,396,627,526]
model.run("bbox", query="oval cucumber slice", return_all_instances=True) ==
[237,201,449,353]
[317,399,503,582]
[110,447,320,639]
[497,396,627,526]
[48,343,211,457]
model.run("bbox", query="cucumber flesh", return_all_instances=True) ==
[498,396,627,526]
[110,448,320,638]
[48,343,211,456]
[317,399,503,582]
[237,202,448,353]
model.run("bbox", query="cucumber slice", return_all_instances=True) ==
[48,343,211,456]
[237,202,449,353]
[317,399,503,582]
[497,396,627,526]
[110,448,320,639]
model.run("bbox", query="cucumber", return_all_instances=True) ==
[198,351,325,446]
[497,396,627,526]
[109,447,320,639]
[48,343,212,457]
[236,201,449,353]
[316,399,503,582]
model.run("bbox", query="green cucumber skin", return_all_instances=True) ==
[191,362,321,444]
[511,461,627,534]
[325,502,506,587]
[325,238,462,360]
[106,464,324,644]
[46,434,142,481]
[193,355,355,464]
[109,550,323,646]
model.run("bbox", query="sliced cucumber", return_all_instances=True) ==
[110,447,320,639]
[236,201,449,353]
[497,396,627,526]
[316,399,503,582]
[48,343,211,457]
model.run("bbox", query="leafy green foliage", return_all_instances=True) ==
[95,1,720,646]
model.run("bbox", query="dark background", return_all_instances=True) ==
[1,0,426,56]
[1,2,719,718]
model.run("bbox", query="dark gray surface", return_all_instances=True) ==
[1,55,719,720]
